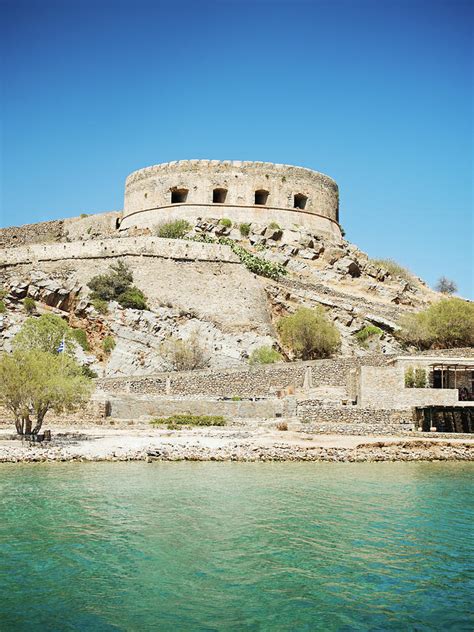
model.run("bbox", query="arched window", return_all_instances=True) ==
[294,193,308,209]
[255,190,269,205]
[171,188,188,204]
[213,188,227,203]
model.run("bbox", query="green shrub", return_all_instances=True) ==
[268,221,280,230]
[117,287,147,310]
[156,219,191,239]
[370,258,414,282]
[81,365,98,379]
[189,234,286,280]
[277,307,340,360]
[102,336,116,354]
[0,289,8,300]
[231,395,242,401]
[249,346,283,365]
[405,367,415,388]
[397,298,474,349]
[88,261,133,302]
[22,298,36,314]
[13,314,74,355]
[150,414,226,427]
[239,222,251,237]
[91,298,109,314]
[71,328,90,351]
[355,325,383,347]
[0,301,6,314]
[88,261,147,310]
[80,213,89,219]
[219,218,232,228]
[414,368,427,388]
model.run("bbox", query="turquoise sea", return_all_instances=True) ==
[0,462,472,631]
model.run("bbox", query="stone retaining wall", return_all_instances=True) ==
[97,356,393,397]
[101,394,296,420]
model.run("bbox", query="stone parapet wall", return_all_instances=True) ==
[0,235,239,268]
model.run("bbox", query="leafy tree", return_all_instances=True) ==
[435,276,458,295]
[0,350,92,435]
[13,314,75,355]
[277,307,340,360]
[88,261,147,310]
[249,346,283,365]
[398,298,474,349]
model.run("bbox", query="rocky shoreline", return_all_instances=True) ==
[0,425,472,463]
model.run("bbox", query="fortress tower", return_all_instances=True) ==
[120,160,341,238]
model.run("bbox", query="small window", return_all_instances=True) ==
[294,193,308,209]
[213,188,227,203]
[171,188,188,204]
[255,189,269,205]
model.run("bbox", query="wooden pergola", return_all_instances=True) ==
[430,363,474,390]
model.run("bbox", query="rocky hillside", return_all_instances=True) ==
[0,214,441,377]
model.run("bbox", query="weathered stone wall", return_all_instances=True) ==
[0,235,239,267]
[97,356,393,398]
[101,394,295,420]
[297,401,413,427]
[357,365,460,409]
[122,160,341,237]
[0,212,120,249]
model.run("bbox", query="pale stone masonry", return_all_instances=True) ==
[121,160,341,238]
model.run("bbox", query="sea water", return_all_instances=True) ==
[0,462,472,631]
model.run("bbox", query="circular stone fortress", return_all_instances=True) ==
[121,160,341,238]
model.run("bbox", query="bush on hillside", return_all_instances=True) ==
[102,336,116,354]
[160,334,209,371]
[23,297,36,314]
[88,261,147,310]
[355,325,383,347]
[156,219,191,239]
[0,301,5,314]
[219,218,232,228]
[277,307,340,360]
[239,223,251,237]
[397,298,474,349]
[249,346,283,365]
[14,314,74,355]
[71,328,90,351]
[91,298,109,314]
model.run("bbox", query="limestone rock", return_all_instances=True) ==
[335,257,361,278]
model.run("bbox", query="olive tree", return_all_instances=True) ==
[13,313,75,355]
[0,350,93,435]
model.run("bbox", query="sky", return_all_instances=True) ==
[1,0,473,298]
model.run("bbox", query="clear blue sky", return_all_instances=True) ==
[1,0,472,297]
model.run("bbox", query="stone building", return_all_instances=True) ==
[120,160,341,239]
